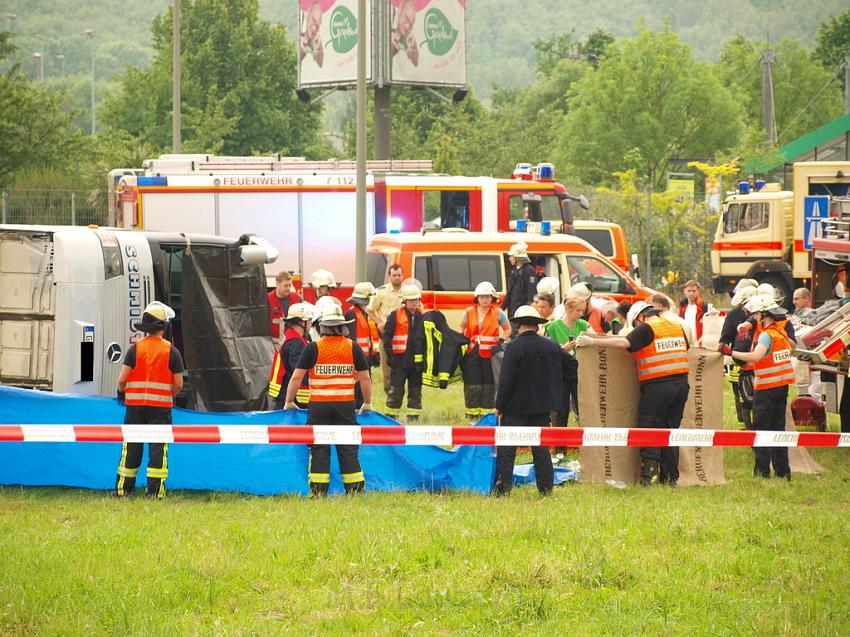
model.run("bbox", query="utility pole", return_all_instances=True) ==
[374,86,391,160]
[172,0,181,153]
[83,30,95,135]
[845,55,850,115]
[761,48,776,145]
[645,188,652,288]
[355,0,367,282]
[32,52,43,80]
[56,53,65,77]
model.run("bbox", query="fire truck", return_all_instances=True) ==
[108,155,599,295]
[0,225,277,411]
[711,161,850,307]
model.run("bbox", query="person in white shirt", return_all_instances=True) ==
[650,293,696,345]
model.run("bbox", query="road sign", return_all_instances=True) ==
[804,196,830,250]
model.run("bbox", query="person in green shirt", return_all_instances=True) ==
[545,297,594,434]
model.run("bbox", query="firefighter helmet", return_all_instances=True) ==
[285,302,314,321]
[626,300,659,328]
[755,282,777,299]
[319,304,353,326]
[731,284,757,307]
[507,242,529,259]
[348,281,376,301]
[745,294,786,316]
[401,284,422,300]
[310,269,338,288]
[536,276,559,297]
[511,305,548,325]
[473,281,498,299]
[134,301,175,332]
[567,281,592,301]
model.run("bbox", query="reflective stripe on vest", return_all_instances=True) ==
[391,307,410,354]
[753,323,795,390]
[632,316,689,382]
[309,336,355,402]
[125,337,174,408]
[353,307,376,356]
[464,306,500,358]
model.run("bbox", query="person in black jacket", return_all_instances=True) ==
[718,280,757,429]
[494,305,565,496]
[504,242,538,319]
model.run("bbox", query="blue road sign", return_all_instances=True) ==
[804,196,830,250]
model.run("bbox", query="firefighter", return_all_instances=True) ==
[284,304,373,496]
[308,269,341,340]
[268,302,314,409]
[383,283,425,422]
[268,271,301,347]
[367,264,405,396]
[459,281,510,423]
[718,280,758,428]
[114,301,184,498]
[494,306,564,496]
[730,294,794,480]
[534,276,560,323]
[346,282,381,408]
[504,242,537,319]
[578,300,690,486]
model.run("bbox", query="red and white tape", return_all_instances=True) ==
[0,425,848,447]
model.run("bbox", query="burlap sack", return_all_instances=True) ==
[577,343,641,484]
[700,313,725,350]
[786,402,826,474]
[678,348,726,486]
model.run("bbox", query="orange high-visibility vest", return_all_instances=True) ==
[352,306,378,357]
[268,328,309,402]
[753,323,795,390]
[125,337,174,408]
[391,307,411,354]
[632,316,689,382]
[309,336,356,402]
[464,305,501,358]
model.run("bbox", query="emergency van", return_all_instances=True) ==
[367,230,652,329]
[0,225,277,411]
[711,161,850,306]
[108,155,610,293]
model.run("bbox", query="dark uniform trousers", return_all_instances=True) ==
[493,412,554,496]
[307,403,365,496]
[460,351,495,421]
[116,406,170,498]
[636,376,689,484]
[386,364,423,420]
[752,385,791,479]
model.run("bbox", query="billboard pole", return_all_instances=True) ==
[355,0,367,282]
[374,86,391,160]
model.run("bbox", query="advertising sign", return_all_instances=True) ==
[298,0,373,88]
[668,178,695,201]
[389,0,466,87]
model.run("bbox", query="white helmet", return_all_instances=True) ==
[536,276,559,297]
[731,284,757,308]
[511,305,547,324]
[626,300,658,328]
[285,302,314,321]
[745,294,787,315]
[473,281,497,298]
[134,301,176,331]
[567,281,592,301]
[310,269,338,288]
[319,304,353,326]
[508,242,529,259]
[401,284,422,300]
[348,281,376,300]
[733,278,758,293]
[755,282,777,299]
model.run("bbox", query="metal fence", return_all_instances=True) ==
[0,189,108,227]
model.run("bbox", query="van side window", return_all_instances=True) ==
[565,255,624,294]
[739,202,769,231]
[414,255,503,292]
[723,203,740,234]
[574,228,614,257]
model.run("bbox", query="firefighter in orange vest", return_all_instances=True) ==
[268,302,314,409]
[284,304,373,496]
[730,294,794,480]
[114,302,184,498]
[578,301,690,486]
[459,281,510,423]
[345,282,381,408]
[382,283,425,422]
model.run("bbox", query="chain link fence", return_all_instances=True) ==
[1,189,108,227]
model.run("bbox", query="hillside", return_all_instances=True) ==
[2,0,846,96]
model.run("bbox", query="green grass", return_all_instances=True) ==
[0,374,848,636]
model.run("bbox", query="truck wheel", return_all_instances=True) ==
[760,275,792,310]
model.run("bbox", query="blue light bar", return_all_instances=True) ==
[536,163,555,181]
[738,181,750,194]
[138,176,168,186]
[755,179,766,191]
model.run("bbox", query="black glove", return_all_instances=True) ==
[439,379,448,389]
[369,352,381,368]
[116,389,126,405]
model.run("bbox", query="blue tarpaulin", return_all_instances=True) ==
[0,386,503,495]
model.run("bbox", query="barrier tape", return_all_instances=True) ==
[0,425,848,447]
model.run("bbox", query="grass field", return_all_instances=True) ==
[1,373,848,636]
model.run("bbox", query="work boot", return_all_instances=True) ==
[309,483,330,498]
[344,481,365,495]
[640,461,661,487]
[145,478,166,499]
[407,414,420,424]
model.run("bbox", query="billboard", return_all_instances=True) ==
[389,0,466,87]
[298,0,374,88]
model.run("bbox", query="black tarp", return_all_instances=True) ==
[180,244,274,412]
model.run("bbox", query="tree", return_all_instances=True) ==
[101,0,324,156]
[814,9,850,82]
[558,23,742,190]
[717,35,844,148]
[0,32,89,187]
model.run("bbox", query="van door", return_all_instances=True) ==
[558,253,634,300]
[412,252,505,330]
